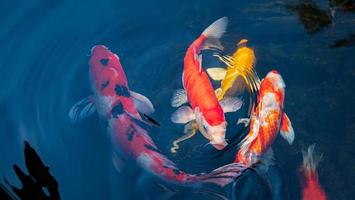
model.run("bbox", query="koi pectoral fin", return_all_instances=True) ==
[171,89,188,107]
[280,113,295,145]
[129,90,155,114]
[170,106,195,124]
[206,67,227,81]
[220,97,243,113]
[69,95,95,123]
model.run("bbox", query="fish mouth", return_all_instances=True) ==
[194,107,228,150]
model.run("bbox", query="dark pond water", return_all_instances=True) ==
[0,0,354,199]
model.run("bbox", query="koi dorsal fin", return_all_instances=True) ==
[280,113,295,144]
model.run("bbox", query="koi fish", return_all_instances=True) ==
[207,39,260,101]
[299,145,327,200]
[235,70,295,166]
[69,45,245,187]
[171,17,243,150]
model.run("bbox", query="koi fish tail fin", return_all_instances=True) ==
[300,145,327,199]
[301,144,323,180]
[193,163,246,187]
[237,122,258,161]
[202,17,228,39]
[201,17,228,51]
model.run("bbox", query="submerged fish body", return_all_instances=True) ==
[235,70,294,166]
[207,39,260,101]
[299,145,327,200]
[171,17,243,150]
[69,45,245,187]
[182,21,227,150]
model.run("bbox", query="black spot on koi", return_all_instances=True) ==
[100,58,109,66]
[111,102,124,118]
[115,84,130,97]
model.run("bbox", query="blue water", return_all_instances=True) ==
[0,0,354,199]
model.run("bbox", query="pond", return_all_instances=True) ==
[0,0,354,199]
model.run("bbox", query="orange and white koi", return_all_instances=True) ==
[171,17,243,150]
[234,70,295,166]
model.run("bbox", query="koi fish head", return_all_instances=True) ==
[195,108,227,150]
[89,45,127,97]
[259,70,285,106]
[207,122,228,150]
[265,70,285,94]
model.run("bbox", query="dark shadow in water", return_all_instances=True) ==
[287,0,332,34]
[230,169,271,200]
[330,0,355,11]
[1,141,60,200]
[0,183,17,200]
[329,33,355,48]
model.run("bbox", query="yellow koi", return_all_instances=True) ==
[207,39,260,101]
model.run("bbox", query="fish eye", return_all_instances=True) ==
[100,58,109,66]
[202,118,209,129]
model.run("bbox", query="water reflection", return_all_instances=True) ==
[329,33,355,48]
[287,1,332,34]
